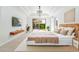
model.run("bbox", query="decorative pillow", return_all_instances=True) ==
[60,29,68,35]
[67,28,75,35]
[71,32,75,36]
[63,27,75,35]
[55,29,61,33]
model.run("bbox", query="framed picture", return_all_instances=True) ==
[12,17,21,27]
[64,8,75,22]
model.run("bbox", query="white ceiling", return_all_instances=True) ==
[19,6,76,17]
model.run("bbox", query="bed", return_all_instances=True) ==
[26,24,79,46]
[27,31,74,46]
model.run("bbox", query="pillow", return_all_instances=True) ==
[63,27,75,35]
[71,32,75,36]
[67,28,75,35]
[60,29,68,35]
[55,29,61,33]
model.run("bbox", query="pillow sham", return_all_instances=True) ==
[60,29,68,35]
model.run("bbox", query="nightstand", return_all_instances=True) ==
[73,38,79,51]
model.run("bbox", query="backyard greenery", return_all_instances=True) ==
[40,24,45,29]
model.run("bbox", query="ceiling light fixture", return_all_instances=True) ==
[37,6,43,17]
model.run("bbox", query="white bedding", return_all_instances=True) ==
[27,31,74,45]
[55,33,73,45]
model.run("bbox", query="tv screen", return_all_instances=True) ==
[12,17,21,27]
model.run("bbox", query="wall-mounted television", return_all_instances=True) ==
[12,17,21,27]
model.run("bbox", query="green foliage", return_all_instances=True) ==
[40,24,45,29]
[47,26,49,29]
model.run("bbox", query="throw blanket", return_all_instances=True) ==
[27,34,59,44]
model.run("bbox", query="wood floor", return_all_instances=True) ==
[0,33,78,52]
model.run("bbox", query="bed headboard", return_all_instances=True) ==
[59,24,79,38]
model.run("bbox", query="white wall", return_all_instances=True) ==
[0,7,3,44]
[26,16,33,31]
[0,7,27,45]
[46,18,51,28]
[50,17,54,31]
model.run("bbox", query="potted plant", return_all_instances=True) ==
[47,26,50,31]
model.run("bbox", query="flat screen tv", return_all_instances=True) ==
[12,17,21,27]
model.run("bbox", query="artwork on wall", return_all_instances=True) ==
[64,8,75,23]
[12,16,21,27]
